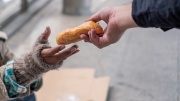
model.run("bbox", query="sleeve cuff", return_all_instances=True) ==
[3,60,27,98]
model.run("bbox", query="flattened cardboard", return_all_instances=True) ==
[35,68,110,101]
[88,77,110,101]
[36,78,93,101]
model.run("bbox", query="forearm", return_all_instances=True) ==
[2,60,43,98]
[132,0,180,30]
[0,26,78,99]
[2,43,62,98]
[114,3,138,30]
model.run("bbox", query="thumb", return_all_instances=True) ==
[36,26,51,45]
[41,26,51,40]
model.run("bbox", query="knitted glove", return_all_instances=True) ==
[13,32,62,86]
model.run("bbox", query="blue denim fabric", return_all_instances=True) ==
[8,93,36,101]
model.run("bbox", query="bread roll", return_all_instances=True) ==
[56,21,103,45]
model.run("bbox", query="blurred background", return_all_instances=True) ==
[1,0,180,101]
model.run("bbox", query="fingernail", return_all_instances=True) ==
[72,49,80,54]
[59,45,65,49]
[73,45,78,48]
[71,48,77,53]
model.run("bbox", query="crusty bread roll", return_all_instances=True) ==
[56,21,103,45]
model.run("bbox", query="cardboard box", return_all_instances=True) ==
[35,68,110,101]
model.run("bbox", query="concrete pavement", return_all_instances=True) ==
[7,0,180,101]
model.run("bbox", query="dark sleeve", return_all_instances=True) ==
[132,0,180,31]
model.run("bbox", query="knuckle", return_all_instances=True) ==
[96,44,103,49]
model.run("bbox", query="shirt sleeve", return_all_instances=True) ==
[3,60,40,98]
[3,60,27,98]
[132,0,180,31]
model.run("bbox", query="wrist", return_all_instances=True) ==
[115,3,138,30]
[13,54,44,86]
[13,44,63,86]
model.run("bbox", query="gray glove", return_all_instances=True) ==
[13,33,62,86]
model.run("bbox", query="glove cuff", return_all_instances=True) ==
[13,44,62,86]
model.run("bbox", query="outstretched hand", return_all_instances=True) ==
[80,3,137,49]
[40,27,79,64]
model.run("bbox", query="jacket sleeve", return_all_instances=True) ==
[0,34,42,99]
[132,0,180,31]
[0,62,33,100]
[0,65,10,100]
[0,61,43,100]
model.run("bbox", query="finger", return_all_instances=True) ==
[88,29,100,45]
[89,29,108,49]
[37,26,51,44]
[87,11,102,22]
[91,29,98,39]
[80,34,91,42]
[42,26,51,40]
[62,48,80,60]
[41,45,65,57]
[56,45,79,60]
[86,7,111,23]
